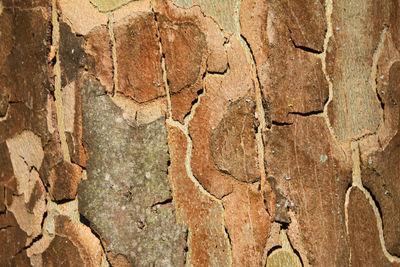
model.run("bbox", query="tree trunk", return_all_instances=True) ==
[1,0,399,266]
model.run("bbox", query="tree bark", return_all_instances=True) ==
[0,0,399,266]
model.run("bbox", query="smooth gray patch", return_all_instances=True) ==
[78,77,187,266]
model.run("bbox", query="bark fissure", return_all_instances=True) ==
[153,8,172,119]
[152,4,223,202]
[151,197,173,208]
[345,142,400,263]
[108,12,119,97]
[288,110,324,117]
[288,27,322,55]
[239,34,269,214]
[272,121,293,126]
[371,25,389,133]
[37,4,111,266]
[319,0,335,139]
[152,4,232,264]
[52,0,71,163]
[265,229,303,266]
[114,87,166,105]
[224,226,232,255]
[0,225,12,231]
[79,213,112,265]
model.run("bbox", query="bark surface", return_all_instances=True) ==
[0,0,399,266]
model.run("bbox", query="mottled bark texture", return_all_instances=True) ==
[0,0,399,266]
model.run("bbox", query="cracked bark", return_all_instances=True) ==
[1,0,400,266]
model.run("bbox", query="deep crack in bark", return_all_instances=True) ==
[47,2,110,265]
[151,4,233,265]
[345,141,400,263]
[288,27,323,55]
[320,0,336,140]
[52,0,71,163]
[239,34,271,218]
[108,12,119,97]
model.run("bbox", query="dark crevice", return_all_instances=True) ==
[41,178,50,194]
[350,131,378,142]
[79,213,92,228]
[8,100,24,104]
[215,165,259,186]
[79,213,112,266]
[114,89,165,105]
[220,190,233,200]
[169,75,203,97]
[183,88,204,120]
[26,234,43,249]
[134,110,139,123]
[153,10,163,67]
[178,81,219,201]
[183,229,189,265]
[206,61,230,76]
[271,120,293,126]
[153,8,176,118]
[263,199,271,217]
[240,34,263,95]
[30,165,40,174]
[265,224,305,266]
[288,27,322,54]
[151,197,173,208]
[206,68,229,76]
[74,32,84,38]
[75,161,87,171]
[223,36,230,45]
[19,155,40,174]
[53,198,75,205]
[40,211,48,229]
[279,222,289,230]
[363,185,383,222]
[322,92,330,107]
[284,228,304,267]
[49,2,61,95]
[48,86,56,99]
[345,183,353,193]
[166,146,171,175]
[184,97,199,120]
[205,35,230,75]
[293,245,305,267]
[15,234,43,256]
[0,225,13,231]
[266,245,282,258]
[49,53,57,68]
[3,186,6,211]
[107,15,117,97]
[224,226,232,252]
[47,9,55,93]
[376,88,385,110]
[136,220,147,231]
[288,110,323,116]
[262,98,272,129]
[216,167,232,177]
[291,42,322,54]
[202,69,207,80]
[251,177,261,184]
[107,256,113,267]
[254,118,259,133]
[187,131,193,144]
